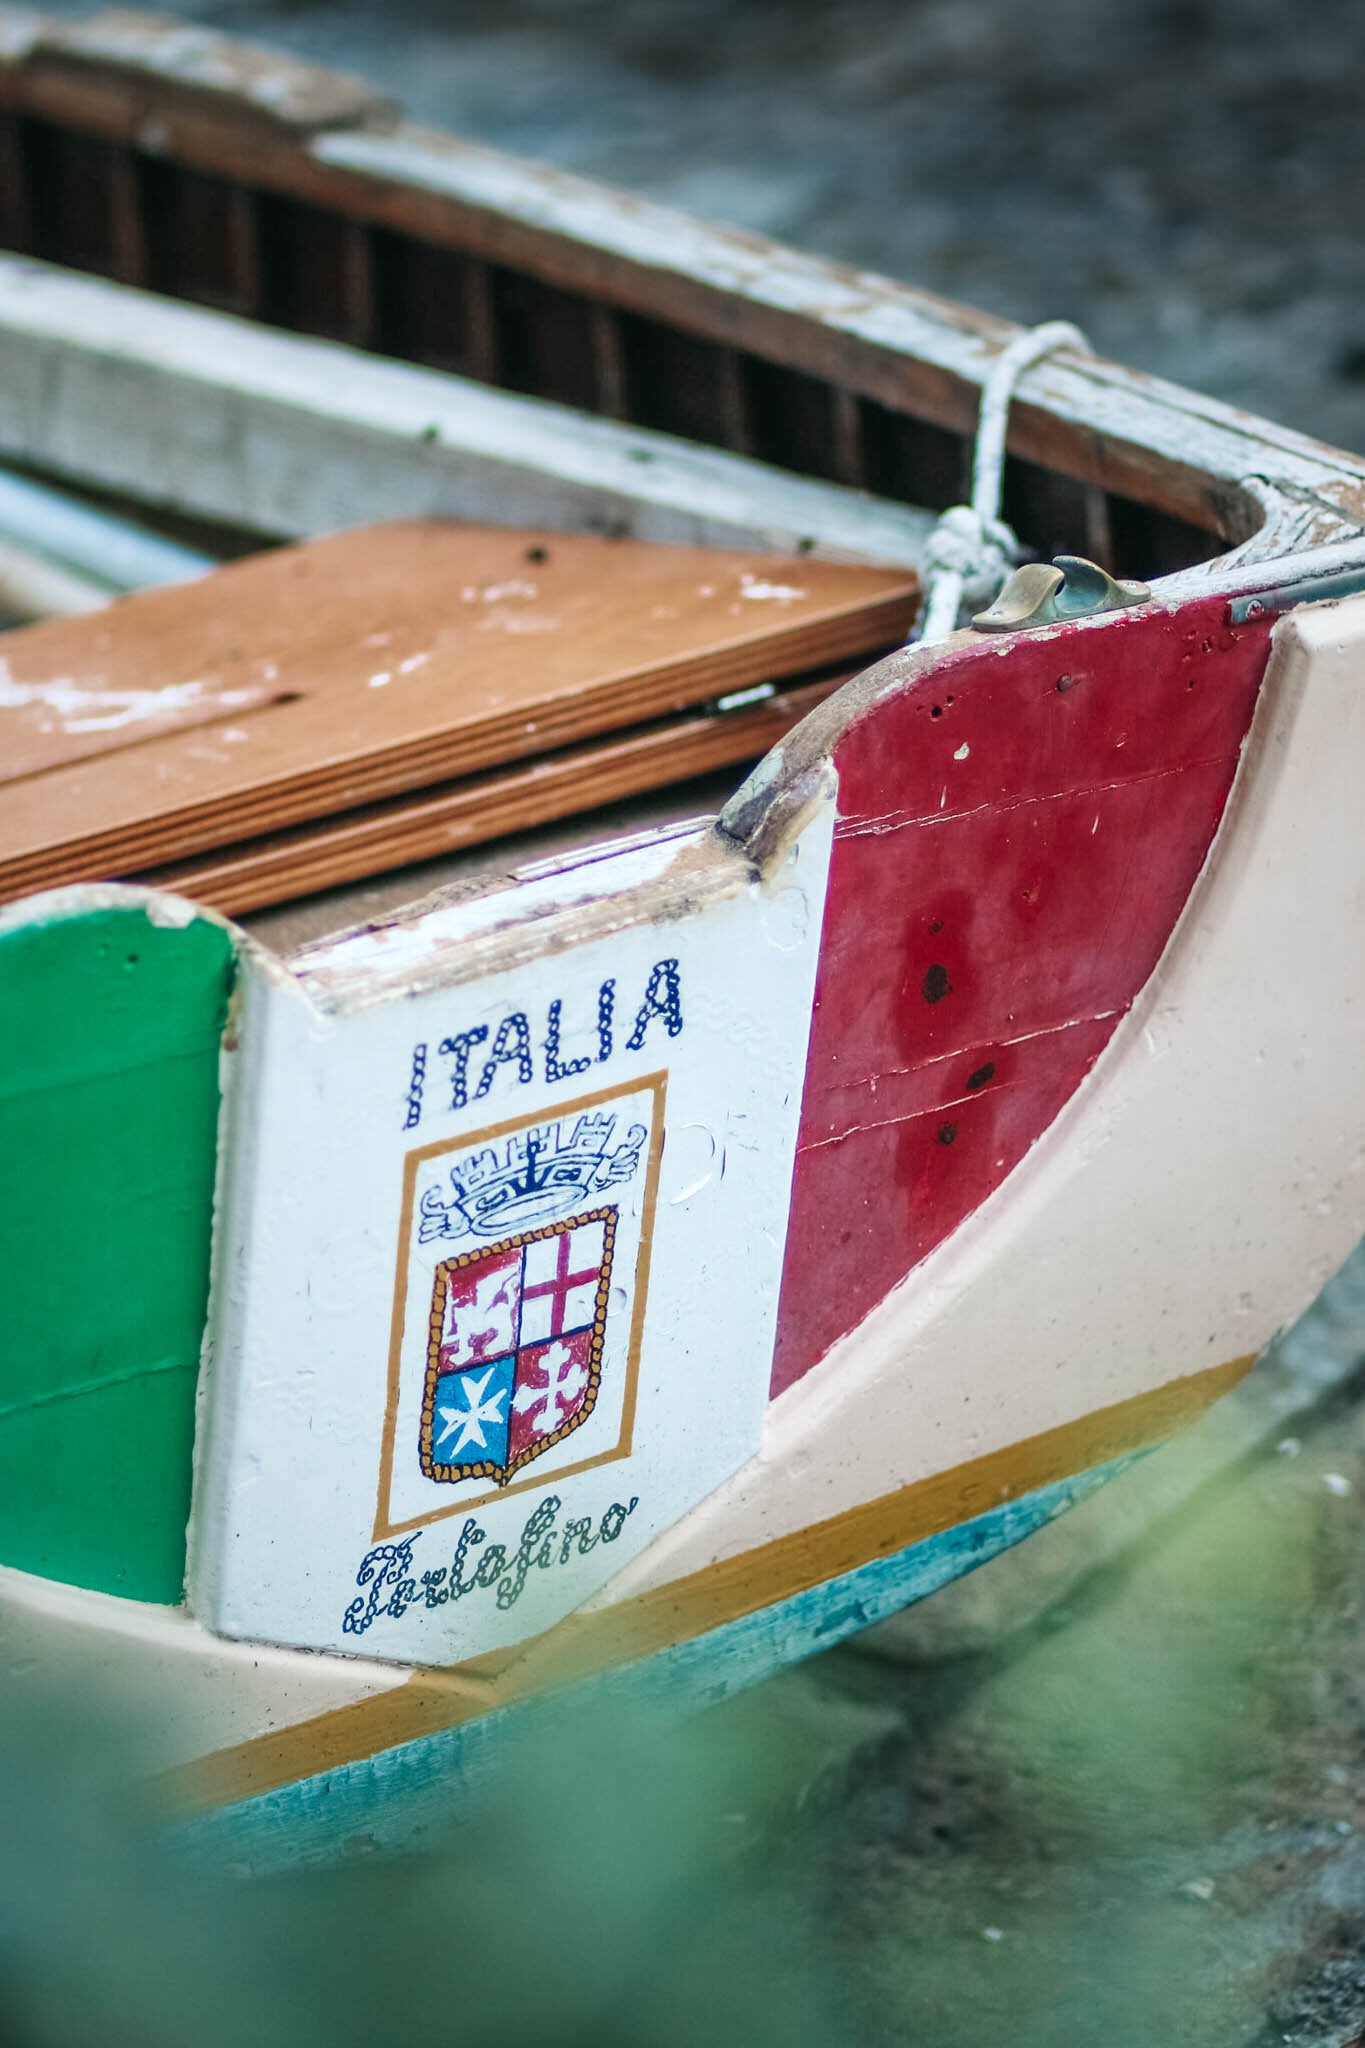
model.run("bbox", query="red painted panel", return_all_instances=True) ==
[771,593,1273,1398]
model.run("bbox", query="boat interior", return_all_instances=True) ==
[0,66,1216,573]
[0,11,1284,572]
[3,7,1365,955]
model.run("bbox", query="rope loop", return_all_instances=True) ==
[915,319,1092,645]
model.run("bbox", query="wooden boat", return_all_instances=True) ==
[1,9,1364,1871]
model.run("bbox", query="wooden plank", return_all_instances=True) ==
[0,9,397,136]
[0,519,915,899]
[0,256,934,566]
[139,673,845,916]
[0,666,280,782]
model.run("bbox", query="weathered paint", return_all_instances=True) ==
[772,592,1274,1394]
[0,1552,412,1767]
[0,898,233,1600]
[7,11,1365,548]
[626,593,1365,1597]
[175,1454,1139,1873]
[190,806,833,1662]
[0,24,1360,1836]
[0,258,932,569]
[19,9,398,134]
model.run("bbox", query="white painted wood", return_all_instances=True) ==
[859,1244,1365,1662]
[0,258,931,566]
[32,10,398,133]
[0,1559,407,1768]
[190,801,834,1662]
[605,592,1365,1597]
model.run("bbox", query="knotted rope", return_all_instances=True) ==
[915,320,1092,644]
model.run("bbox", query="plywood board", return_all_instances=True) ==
[0,519,916,901]
[141,675,843,917]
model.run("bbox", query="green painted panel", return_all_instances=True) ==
[0,904,235,1602]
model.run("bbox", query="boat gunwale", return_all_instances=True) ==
[2,9,1365,562]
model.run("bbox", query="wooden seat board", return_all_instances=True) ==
[0,519,916,901]
[137,672,844,916]
[0,667,287,784]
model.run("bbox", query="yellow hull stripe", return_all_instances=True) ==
[176,1352,1254,1813]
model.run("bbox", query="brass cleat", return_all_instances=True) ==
[971,555,1151,632]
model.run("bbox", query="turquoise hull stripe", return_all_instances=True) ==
[181,1455,1140,1871]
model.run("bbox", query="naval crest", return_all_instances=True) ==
[417,1109,647,1244]
[420,1208,616,1487]
[377,1073,665,1541]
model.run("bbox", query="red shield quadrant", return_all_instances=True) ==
[420,1208,615,1486]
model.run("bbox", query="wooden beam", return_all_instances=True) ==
[0,256,933,565]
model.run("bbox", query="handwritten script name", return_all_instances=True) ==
[343,1493,640,1634]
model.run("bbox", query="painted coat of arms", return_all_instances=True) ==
[377,1075,664,1540]
[420,1209,615,1486]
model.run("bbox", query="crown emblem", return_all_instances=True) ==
[418,1112,646,1245]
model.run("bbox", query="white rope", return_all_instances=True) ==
[915,319,1092,644]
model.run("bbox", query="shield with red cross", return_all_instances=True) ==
[419,1208,616,1486]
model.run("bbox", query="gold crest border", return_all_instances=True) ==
[374,1071,667,1541]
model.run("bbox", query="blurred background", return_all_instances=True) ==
[4,4,1365,2044]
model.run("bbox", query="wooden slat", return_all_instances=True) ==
[139,673,845,915]
[829,386,866,491]
[587,301,627,421]
[338,217,374,348]
[105,143,145,285]
[0,257,934,571]
[460,255,499,384]
[224,182,261,314]
[0,519,916,902]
